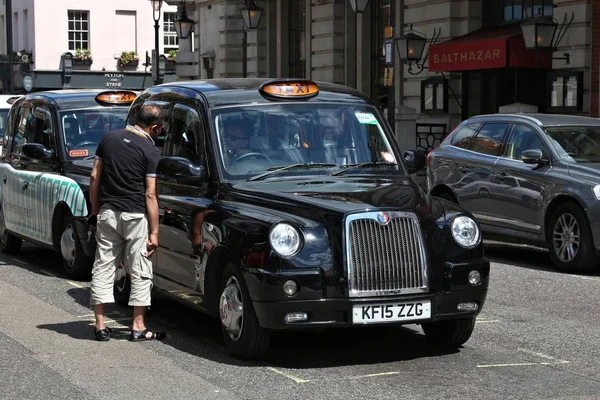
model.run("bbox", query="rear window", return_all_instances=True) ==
[450,123,480,149]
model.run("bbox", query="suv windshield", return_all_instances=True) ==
[61,108,128,158]
[544,125,600,163]
[211,103,399,181]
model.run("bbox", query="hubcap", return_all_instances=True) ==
[219,276,244,341]
[552,213,580,263]
[60,222,76,267]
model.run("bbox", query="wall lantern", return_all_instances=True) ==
[174,3,195,40]
[348,0,370,13]
[395,25,441,75]
[520,12,574,65]
[240,0,263,30]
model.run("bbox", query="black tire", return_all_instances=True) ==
[422,317,476,347]
[0,228,22,255]
[60,215,92,280]
[436,191,458,204]
[113,266,131,306]
[547,202,599,273]
[218,263,271,359]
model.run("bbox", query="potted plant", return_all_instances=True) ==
[118,50,139,67]
[72,48,92,65]
[166,49,178,71]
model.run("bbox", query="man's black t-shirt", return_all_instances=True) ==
[95,126,160,213]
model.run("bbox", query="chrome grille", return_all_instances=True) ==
[345,211,428,297]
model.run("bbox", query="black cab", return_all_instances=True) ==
[119,79,490,358]
[0,90,137,278]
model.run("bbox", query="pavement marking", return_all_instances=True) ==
[344,371,401,380]
[517,348,562,361]
[38,270,57,277]
[267,367,310,383]
[476,318,500,323]
[477,361,569,368]
[67,281,84,288]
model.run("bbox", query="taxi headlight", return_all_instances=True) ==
[451,216,480,248]
[269,223,302,257]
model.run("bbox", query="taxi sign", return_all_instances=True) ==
[259,80,319,100]
[95,91,137,106]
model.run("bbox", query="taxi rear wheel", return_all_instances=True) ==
[0,230,22,254]
[421,316,476,347]
[60,215,92,280]
[218,263,271,359]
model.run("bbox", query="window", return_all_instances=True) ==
[548,71,583,112]
[68,11,89,51]
[421,78,448,113]
[471,123,510,156]
[33,108,54,150]
[166,105,202,163]
[503,124,544,160]
[503,0,553,21]
[289,0,306,78]
[450,123,480,149]
[163,12,178,51]
[13,105,35,155]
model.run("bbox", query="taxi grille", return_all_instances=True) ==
[346,212,428,297]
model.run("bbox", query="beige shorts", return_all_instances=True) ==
[89,208,153,307]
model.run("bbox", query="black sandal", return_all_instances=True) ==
[129,328,166,341]
[94,327,112,341]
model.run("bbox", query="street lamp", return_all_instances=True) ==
[395,25,441,75]
[174,3,195,40]
[520,13,574,65]
[150,0,163,85]
[348,0,370,13]
[240,0,263,78]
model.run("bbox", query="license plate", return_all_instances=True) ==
[352,300,431,324]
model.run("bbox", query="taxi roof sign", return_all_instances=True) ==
[95,91,137,105]
[259,80,319,100]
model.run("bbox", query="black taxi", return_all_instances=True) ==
[118,79,490,358]
[0,90,137,278]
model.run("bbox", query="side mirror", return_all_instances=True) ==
[22,143,55,160]
[158,156,207,182]
[522,149,544,165]
[403,149,426,174]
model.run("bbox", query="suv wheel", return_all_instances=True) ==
[422,317,476,346]
[219,263,271,359]
[60,215,92,279]
[547,202,599,273]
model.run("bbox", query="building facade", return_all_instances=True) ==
[0,0,180,92]
[174,0,597,152]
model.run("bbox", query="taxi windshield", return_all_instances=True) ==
[60,108,128,158]
[212,103,400,180]
[544,125,600,164]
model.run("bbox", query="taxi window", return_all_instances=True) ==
[212,103,398,180]
[164,104,202,163]
[13,105,35,156]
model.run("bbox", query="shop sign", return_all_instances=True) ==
[429,38,507,72]
[105,73,125,88]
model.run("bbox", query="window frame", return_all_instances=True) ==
[164,103,204,165]
[503,0,553,22]
[32,107,56,151]
[500,122,548,162]
[420,77,448,114]
[163,12,179,51]
[449,123,481,150]
[546,70,583,113]
[470,122,512,157]
[67,10,90,51]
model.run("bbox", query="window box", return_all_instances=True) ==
[118,59,139,67]
[73,58,93,66]
[546,70,583,113]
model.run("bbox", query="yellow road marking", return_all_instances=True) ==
[67,281,84,288]
[38,270,57,277]
[267,367,310,383]
[477,361,569,368]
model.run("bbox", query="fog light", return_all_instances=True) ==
[284,312,308,323]
[457,302,478,312]
[468,270,482,286]
[283,280,298,296]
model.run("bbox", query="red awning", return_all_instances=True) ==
[428,25,552,72]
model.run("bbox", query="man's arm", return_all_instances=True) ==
[145,176,159,256]
[90,158,103,215]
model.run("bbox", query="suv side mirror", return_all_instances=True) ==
[22,143,55,160]
[158,156,207,182]
[403,150,426,174]
[522,149,544,165]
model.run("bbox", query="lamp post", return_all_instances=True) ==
[348,0,370,13]
[174,3,195,40]
[151,0,163,85]
[240,0,264,78]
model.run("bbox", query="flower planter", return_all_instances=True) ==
[118,59,139,67]
[73,58,93,65]
[166,59,176,71]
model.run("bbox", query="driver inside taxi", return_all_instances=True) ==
[223,118,252,161]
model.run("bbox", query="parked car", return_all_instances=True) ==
[114,78,490,358]
[0,95,22,153]
[0,90,137,278]
[427,113,600,273]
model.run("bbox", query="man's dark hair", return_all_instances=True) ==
[137,104,165,128]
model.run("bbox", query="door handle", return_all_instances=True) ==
[22,181,29,191]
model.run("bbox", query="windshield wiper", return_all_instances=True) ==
[330,162,399,176]
[248,163,337,181]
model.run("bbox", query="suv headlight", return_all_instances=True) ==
[451,216,480,248]
[269,223,302,257]
[593,185,600,200]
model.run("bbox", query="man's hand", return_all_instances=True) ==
[146,233,158,257]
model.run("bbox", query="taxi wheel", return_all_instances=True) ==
[547,202,599,273]
[0,230,22,254]
[218,263,271,359]
[113,265,131,306]
[421,316,476,347]
[60,215,92,280]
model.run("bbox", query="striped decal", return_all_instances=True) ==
[0,164,88,245]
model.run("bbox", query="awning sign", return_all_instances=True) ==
[429,38,507,72]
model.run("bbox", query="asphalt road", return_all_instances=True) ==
[1,241,599,400]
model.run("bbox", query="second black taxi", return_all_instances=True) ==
[117,78,490,358]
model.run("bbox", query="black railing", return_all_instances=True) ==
[416,123,447,153]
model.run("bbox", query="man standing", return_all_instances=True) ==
[89,104,165,341]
